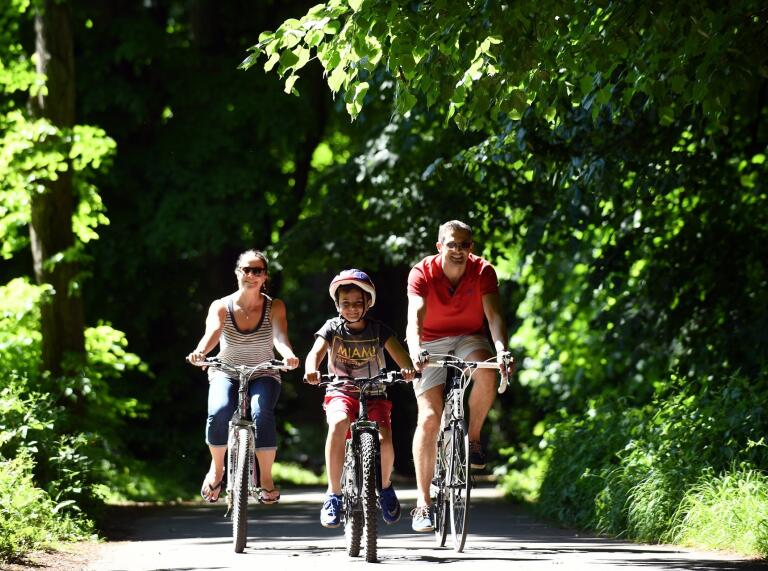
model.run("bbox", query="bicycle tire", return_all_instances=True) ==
[448,420,471,552]
[359,431,378,562]
[342,439,362,557]
[432,427,450,547]
[232,427,250,553]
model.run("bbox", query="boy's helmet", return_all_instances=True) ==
[329,269,376,308]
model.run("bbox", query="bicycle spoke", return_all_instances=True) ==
[360,431,379,563]
[343,440,362,558]
[232,427,250,553]
[449,421,470,552]
[432,428,450,546]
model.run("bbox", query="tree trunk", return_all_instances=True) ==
[29,0,85,375]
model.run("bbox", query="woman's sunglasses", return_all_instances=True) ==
[240,266,266,276]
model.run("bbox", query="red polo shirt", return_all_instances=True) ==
[407,254,499,342]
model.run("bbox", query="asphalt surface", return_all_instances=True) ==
[87,485,767,570]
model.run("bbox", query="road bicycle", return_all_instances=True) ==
[188,357,291,553]
[423,351,511,552]
[310,370,411,563]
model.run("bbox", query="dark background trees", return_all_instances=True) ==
[2,0,767,558]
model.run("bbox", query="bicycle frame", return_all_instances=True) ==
[313,371,408,563]
[347,382,384,495]
[189,357,289,553]
[425,352,508,552]
[226,370,260,504]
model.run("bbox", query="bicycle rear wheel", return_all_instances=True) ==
[448,420,470,552]
[359,431,379,562]
[232,427,250,553]
[432,428,449,547]
[342,440,362,557]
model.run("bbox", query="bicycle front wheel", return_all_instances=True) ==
[342,439,362,558]
[448,420,471,552]
[359,431,379,563]
[232,427,251,553]
[432,427,450,547]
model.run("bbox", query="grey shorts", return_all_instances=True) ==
[412,334,492,397]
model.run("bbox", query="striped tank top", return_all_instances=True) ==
[209,294,279,382]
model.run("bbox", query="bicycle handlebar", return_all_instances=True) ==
[306,370,418,390]
[187,356,292,374]
[419,351,512,394]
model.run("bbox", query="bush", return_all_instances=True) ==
[529,372,768,554]
[0,452,93,563]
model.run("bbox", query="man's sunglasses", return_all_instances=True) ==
[443,240,473,251]
[240,266,266,276]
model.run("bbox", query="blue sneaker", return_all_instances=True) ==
[378,484,401,525]
[410,505,434,532]
[320,493,342,528]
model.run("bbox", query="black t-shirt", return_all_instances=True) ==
[315,317,394,397]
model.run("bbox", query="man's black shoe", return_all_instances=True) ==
[469,441,486,469]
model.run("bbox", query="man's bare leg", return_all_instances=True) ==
[412,385,444,506]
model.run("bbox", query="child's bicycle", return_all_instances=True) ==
[309,370,412,563]
[188,356,291,553]
[421,351,512,552]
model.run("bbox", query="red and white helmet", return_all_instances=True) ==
[328,269,376,308]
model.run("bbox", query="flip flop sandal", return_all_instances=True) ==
[258,488,280,504]
[201,475,223,503]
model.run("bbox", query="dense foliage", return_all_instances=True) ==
[1,0,767,560]
[250,0,768,554]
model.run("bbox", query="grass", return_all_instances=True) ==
[671,468,768,557]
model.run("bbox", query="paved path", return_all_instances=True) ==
[87,486,766,570]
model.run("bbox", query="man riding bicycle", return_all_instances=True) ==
[406,220,513,532]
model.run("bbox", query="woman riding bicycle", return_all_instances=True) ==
[187,249,299,504]
[304,269,416,528]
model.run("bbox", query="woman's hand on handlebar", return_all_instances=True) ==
[187,350,207,365]
[283,355,300,370]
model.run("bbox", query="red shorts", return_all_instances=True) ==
[323,394,392,430]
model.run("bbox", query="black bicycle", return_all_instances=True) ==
[188,357,291,553]
[423,351,511,552]
[310,370,411,563]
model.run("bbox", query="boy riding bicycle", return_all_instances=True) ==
[304,269,416,528]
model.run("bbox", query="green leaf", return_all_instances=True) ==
[324,20,341,35]
[659,105,675,126]
[305,28,325,47]
[278,49,300,75]
[327,64,347,93]
[395,88,418,115]
[579,75,593,95]
[264,53,280,72]
[293,47,311,71]
[284,74,300,95]
[281,30,302,49]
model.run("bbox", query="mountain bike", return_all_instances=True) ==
[188,357,291,553]
[310,370,412,563]
[422,351,511,552]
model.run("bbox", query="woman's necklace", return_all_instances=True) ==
[238,298,259,320]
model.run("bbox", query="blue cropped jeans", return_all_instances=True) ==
[206,370,281,450]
